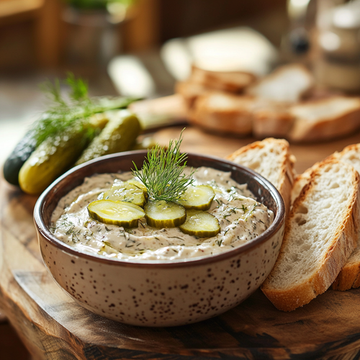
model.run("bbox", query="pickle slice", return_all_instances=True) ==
[103,180,146,207]
[144,200,186,228]
[180,210,220,238]
[88,200,145,227]
[178,185,215,210]
[126,179,148,195]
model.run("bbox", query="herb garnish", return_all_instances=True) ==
[32,73,137,146]
[132,130,195,202]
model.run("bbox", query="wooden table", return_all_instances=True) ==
[2,126,360,359]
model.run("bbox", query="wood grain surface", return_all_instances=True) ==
[3,126,360,360]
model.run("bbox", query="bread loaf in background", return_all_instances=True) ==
[175,62,360,142]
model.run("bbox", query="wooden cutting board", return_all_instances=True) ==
[2,127,360,360]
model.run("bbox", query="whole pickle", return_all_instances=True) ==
[75,110,141,165]
[18,116,108,195]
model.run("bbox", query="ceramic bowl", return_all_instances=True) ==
[34,151,285,327]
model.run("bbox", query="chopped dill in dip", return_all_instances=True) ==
[50,167,274,261]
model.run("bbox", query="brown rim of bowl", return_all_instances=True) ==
[34,150,285,269]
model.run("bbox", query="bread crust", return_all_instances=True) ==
[190,65,256,93]
[291,144,360,292]
[288,97,360,143]
[252,105,294,138]
[332,248,360,291]
[227,138,295,215]
[328,144,360,291]
[246,64,314,103]
[261,160,359,311]
[175,81,213,109]
[190,93,254,135]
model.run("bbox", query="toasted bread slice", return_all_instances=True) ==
[226,138,295,214]
[261,160,359,311]
[190,65,256,93]
[246,64,313,103]
[288,96,360,142]
[190,93,254,135]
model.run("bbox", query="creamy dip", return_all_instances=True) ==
[51,167,274,261]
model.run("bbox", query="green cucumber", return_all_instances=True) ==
[18,121,100,195]
[75,110,142,165]
[3,128,37,186]
[3,97,137,188]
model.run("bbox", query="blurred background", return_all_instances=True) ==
[1,1,360,358]
[1,0,360,158]
[2,0,360,169]
[0,0,360,153]
[0,0,293,162]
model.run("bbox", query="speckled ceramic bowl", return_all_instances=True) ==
[34,151,285,327]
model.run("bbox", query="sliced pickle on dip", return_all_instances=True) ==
[103,180,146,207]
[180,209,220,238]
[178,185,215,210]
[126,178,148,194]
[144,200,186,228]
[88,200,145,227]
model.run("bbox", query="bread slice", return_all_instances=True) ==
[288,96,360,142]
[190,65,256,93]
[290,144,360,291]
[252,101,294,138]
[190,93,255,135]
[226,138,295,214]
[246,64,313,103]
[261,160,360,311]
[175,81,212,108]
[325,144,360,291]
[291,168,313,205]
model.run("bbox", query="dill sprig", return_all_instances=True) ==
[132,130,195,202]
[31,73,137,146]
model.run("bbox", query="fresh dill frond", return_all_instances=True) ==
[31,73,138,146]
[40,78,66,106]
[132,130,195,202]
[66,73,89,102]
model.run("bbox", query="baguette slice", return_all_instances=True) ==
[261,160,359,311]
[190,65,256,93]
[246,64,313,103]
[325,144,360,291]
[288,96,360,142]
[190,93,255,135]
[290,144,360,291]
[252,101,294,138]
[175,81,213,109]
[291,144,360,205]
[226,138,295,214]
[291,168,314,205]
